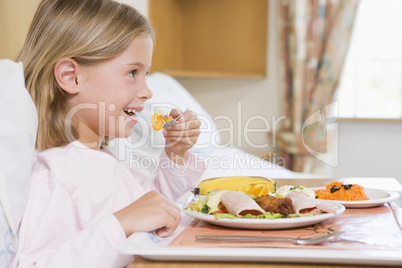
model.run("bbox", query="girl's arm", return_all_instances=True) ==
[152,109,206,201]
[12,181,181,267]
[152,149,205,201]
[11,176,132,268]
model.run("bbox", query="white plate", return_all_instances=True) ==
[184,199,345,229]
[314,188,400,208]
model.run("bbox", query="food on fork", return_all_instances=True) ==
[315,181,369,201]
[151,112,173,131]
[193,176,276,196]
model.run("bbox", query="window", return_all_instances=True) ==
[337,0,402,118]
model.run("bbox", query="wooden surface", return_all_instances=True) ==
[0,0,41,59]
[128,177,402,268]
[149,0,268,78]
[337,117,402,123]
[128,257,393,268]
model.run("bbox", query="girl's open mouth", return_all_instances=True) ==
[124,108,138,117]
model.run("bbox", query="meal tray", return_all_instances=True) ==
[118,191,402,266]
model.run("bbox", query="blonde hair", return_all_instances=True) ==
[17,0,154,151]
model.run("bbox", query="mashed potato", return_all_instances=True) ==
[276,185,316,199]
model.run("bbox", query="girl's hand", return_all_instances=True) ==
[114,190,181,238]
[163,109,201,165]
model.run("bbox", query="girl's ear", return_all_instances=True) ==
[54,58,80,94]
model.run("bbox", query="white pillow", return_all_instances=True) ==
[0,59,37,266]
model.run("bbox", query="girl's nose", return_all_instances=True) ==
[139,82,153,100]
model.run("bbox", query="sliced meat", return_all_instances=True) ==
[221,191,265,216]
[286,191,336,214]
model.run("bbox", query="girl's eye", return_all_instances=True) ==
[128,70,137,77]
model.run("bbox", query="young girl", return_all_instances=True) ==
[11,0,205,267]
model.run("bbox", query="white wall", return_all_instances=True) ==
[327,120,402,184]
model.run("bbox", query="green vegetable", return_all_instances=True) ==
[213,213,237,219]
[287,212,317,218]
[200,204,209,214]
[185,196,207,212]
[290,186,304,190]
[214,212,285,220]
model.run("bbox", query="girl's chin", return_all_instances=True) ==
[106,122,138,139]
[119,124,137,139]
[124,114,139,127]
[109,129,135,139]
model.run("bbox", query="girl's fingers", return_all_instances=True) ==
[169,108,183,119]
[160,197,181,221]
[156,225,175,237]
[163,198,181,213]
[169,110,197,124]
[156,201,181,237]
[166,206,181,223]
[114,190,182,237]
[165,120,201,132]
[164,129,200,138]
[183,110,196,120]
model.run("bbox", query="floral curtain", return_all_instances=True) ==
[274,0,360,173]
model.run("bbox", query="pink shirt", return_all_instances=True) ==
[11,141,205,267]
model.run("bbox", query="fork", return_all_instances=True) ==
[162,108,189,128]
[196,231,344,245]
